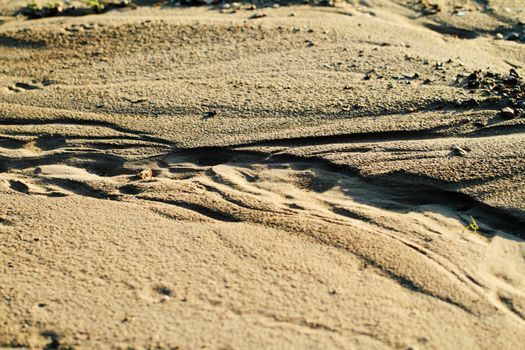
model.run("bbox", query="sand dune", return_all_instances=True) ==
[1,1,524,349]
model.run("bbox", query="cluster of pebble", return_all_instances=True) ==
[495,24,525,42]
[463,69,524,119]
[218,1,270,17]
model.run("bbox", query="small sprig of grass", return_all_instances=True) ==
[465,215,480,234]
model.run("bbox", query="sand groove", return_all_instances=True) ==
[2,130,525,348]
[2,137,524,318]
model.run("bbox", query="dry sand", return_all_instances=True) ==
[1,0,525,349]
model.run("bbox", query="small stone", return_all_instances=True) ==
[203,111,217,119]
[318,0,335,6]
[305,40,315,47]
[452,146,468,157]
[421,4,440,15]
[506,32,520,41]
[403,72,420,79]
[249,12,267,19]
[363,69,375,80]
[272,4,280,8]
[462,98,479,108]
[137,169,153,180]
[500,107,515,119]
[65,26,82,33]
[495,33,504,40]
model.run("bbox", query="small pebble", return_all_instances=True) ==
[305,40,315,47]
[452,146,468,157]
[249,13,267,19]
[506,32,520,41]
[203,111,217,119]
[500,107,515,119]
[137,169,153,180]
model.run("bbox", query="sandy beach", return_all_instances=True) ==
[1,0,525,348]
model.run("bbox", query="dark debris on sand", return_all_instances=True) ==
[19,0,133,19]
[19,0,339,19]
[409,0,440,16]
[459,69,525,118]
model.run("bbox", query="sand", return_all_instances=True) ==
[1,0,525,349]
